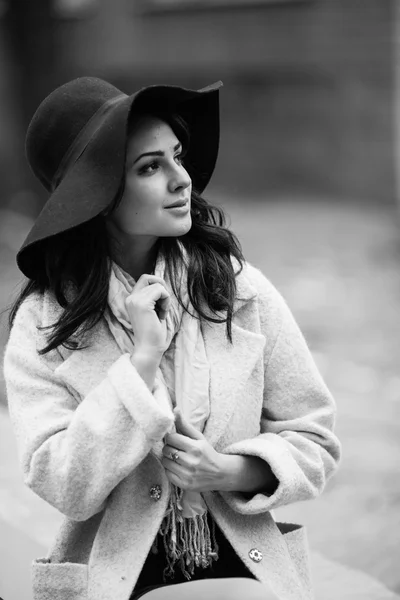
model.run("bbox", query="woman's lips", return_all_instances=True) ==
[165,199,189,209]
[165,200,190,215]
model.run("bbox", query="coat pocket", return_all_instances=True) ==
[277,522,313,598]
[32,557,88,600]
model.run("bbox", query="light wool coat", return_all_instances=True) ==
[4,263,340,600]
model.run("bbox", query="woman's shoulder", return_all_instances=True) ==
[10,289,62,334]
[239,261,285,307]
[5,290,63,369]
[236,260,297,336]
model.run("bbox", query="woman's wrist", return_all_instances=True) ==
[218,453,278,495]
[130,348,162,390]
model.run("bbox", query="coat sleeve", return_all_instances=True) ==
[219,266,341,514]
[3,296,174,521]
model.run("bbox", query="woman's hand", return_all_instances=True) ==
[162,408,222,492]
[162,408,227,493]
[162,408,279,495]
[125,274,171,357]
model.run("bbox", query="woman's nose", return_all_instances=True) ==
[169,163,191,193]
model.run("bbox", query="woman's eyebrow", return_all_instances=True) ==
[133,142,181,165]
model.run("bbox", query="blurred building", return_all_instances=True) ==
[0,0,396,207]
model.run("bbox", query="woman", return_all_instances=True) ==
[4,77,340,600]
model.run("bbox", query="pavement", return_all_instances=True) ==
[0,198,399,600]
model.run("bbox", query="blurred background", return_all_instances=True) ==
[0,0,399,599]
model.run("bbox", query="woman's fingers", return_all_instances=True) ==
[161,448,188,477]
[162,444,184,462]
[142,283,171,320]
[131,275,172,318]
[126,278,171,319]
[142,282,170,302]
[163,469,182,489]
[164,432,195,452]
[124,274,172,353]
[133,274,167,291]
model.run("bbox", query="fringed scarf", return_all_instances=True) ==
[104,253,219,580]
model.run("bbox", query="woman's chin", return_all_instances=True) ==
[167,217,192,238]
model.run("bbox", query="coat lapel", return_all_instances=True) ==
[203,269,265,448]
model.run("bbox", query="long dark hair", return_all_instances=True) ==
[9,112,244,354]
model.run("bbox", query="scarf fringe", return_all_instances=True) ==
[152,487,219,581]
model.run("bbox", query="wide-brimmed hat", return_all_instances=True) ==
[17,76,223,279]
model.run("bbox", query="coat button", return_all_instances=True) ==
[249,548,263,563]
[149,485,162,500]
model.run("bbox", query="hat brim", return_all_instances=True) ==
[17,81,222,279]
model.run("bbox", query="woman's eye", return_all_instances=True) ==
[137,152,185,175]
[139,161,159,175]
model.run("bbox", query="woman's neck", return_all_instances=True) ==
[108,228,159,280]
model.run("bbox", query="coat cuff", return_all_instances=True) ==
[218,435,303,514]
[107,354,174,441]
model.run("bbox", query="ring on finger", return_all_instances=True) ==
[169,450,179,462]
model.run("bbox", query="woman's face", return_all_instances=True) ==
[108,115,192,241]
